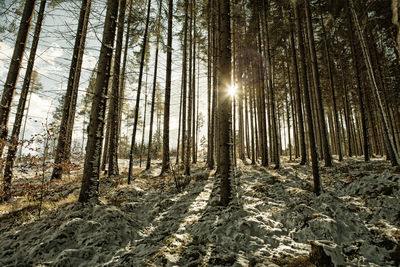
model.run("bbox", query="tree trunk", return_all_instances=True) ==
[2,0,46,201]
[349,0,399,166]
[304,0,332,167]
[161,0,173,174]
[146,0,162,170]
[218,0,233,206]
[191,0,197,164]
[108,0,127,177]
[0,0,36,157]
[128,0,152,182]
[79,0,119,203]
[139,74,148,167]
[52,0,91,179]
[289,10,306,164]
[185,0,193,176]
[263,1,279,168]
[320,11,342,161]
[207,0,214,167]
[118,0,133,145]
[294,2,321,195]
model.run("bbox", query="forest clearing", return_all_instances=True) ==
[1,0,400,266]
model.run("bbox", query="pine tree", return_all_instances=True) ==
[2,0,47,201]
[293,0,321,195]
[146,0,163,171]
[161,0,174,174]
[79,0,119,203]
[128,0,152,183]
[52,0,91,179]
[108,0,127,178]
[217,0,233,206]
[0,0,36,157]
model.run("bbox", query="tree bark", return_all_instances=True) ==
[146,0,162,170]
[52,0,91,179]
[320,11,342,161]
[0,0,36,157]
[79,0,119,203]
[349,0,399,166]
[2,0,47,201]
[161,0,173,174]
[218,0,233,206]
[294,2,321,195]
[289,9,307,164]
[304,0,332,167]
[128,0,152,182]
[108,0,127,177]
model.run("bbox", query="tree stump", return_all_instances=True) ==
[310,240,345,267]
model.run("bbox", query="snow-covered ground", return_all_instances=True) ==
[0,158,399,266]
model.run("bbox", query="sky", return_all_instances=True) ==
[0,0,210,157]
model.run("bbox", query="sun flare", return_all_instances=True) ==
[228,84,237,97]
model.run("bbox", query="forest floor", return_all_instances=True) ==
[0,157,400,266]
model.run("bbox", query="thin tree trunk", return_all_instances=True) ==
[191,0,197,164]
[304,0,332,167]
[128,0,152,182]
[139,73,148,167]
[18,90,33,161]
[207,0,214,167]
[263,1,279,168]
[161,0,173,174]
[176,72,183,164]
[146,0,162,170]
[320,12,342,161]
[289,13,306,163]
[294,2,321,195]
[118,0,133,149]
[185,0,193,176]
[108,0,127,177]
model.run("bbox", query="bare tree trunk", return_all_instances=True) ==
[207,0,214,167]
[218,0,233,206]
[185,0,193,176]
[320,11,342,161]
[139,73,148,167]
[3,0,46,201]
[79,0,119,203]
[263,1,279,168]
[52,0,91,179]
[294,2,321,195]
[146,0,162,170]
[191,0,197,164]
[176,72,183,164]
[289,11,306,164]
[108,0,127,177]
[118,0,133,144]
[161,0,173,174]
[304,0,332,167]
[128,0,152,182]
[0,0,36,157]
[349,0,399,166]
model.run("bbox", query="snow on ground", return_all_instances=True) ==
[0,158,399,266]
